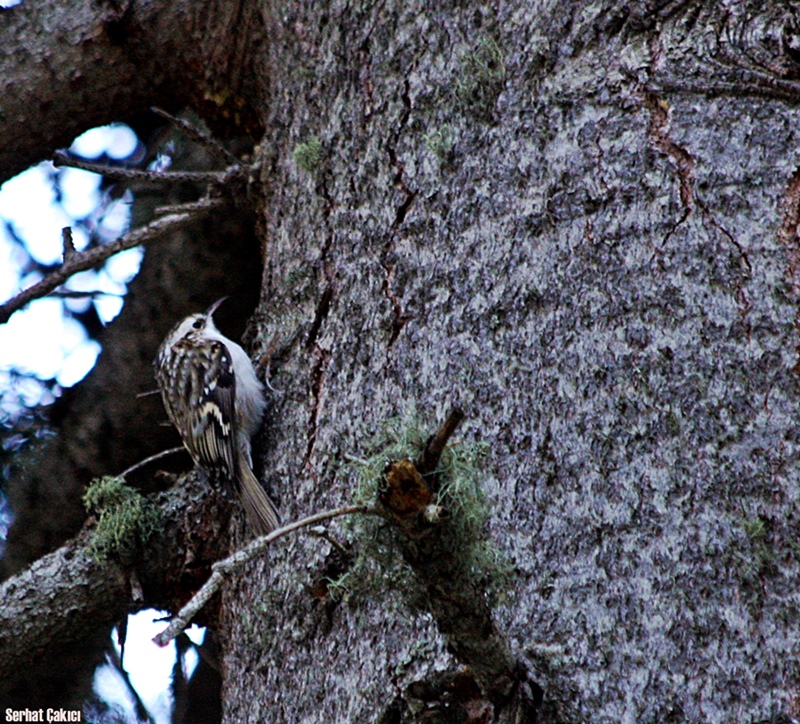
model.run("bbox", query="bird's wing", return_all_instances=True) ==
[183,340,238,481]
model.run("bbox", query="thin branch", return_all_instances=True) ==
[53,150,226,185]
[0,197,227,324]
[118,446,186,479]
[151,107,240,166]
[343,452,369,466]
[153,201,222,216]
[48,290,116,299]
[153,505,372,645]
[417,407,465,476]
[61,227,77,262]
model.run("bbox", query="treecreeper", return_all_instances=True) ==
[154,298,280,535]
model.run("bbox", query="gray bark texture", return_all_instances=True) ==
[237,1,800,721]
[3,0,800,721]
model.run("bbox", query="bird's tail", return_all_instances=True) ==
[237,460,281,536]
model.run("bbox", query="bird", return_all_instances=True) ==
[154,297,280,536]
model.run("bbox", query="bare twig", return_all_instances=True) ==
[153,505,372,645]
[48,290,115,299]
[0,197,226,324]
[118,446,186,479]
[151,107,240,166]
[53,150,225,185]
[153,200,224,216]
[61,227,77,262]
[343,453,369,466]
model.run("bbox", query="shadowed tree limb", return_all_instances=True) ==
[378,409,541,721]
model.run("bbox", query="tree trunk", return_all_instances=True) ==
[229,1,800,720]
[4,0,800,721]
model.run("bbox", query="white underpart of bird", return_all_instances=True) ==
[154,298,280,536]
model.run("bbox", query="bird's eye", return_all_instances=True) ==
[192,318,204,329]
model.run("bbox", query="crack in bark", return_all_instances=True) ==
[639,0,800,356]
[304,344,331,469]
[644,90,695,229]
[358,39,375,127]
[778,168,800,297]
[380,256,412,349]
[305,282,333,351]
[303,151,335,469]
[304,264,334,467]
[302,159,337,465]
[388,76,418,228]
[380,77,417,351]
[644,88,751,323]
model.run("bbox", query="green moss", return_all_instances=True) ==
[336,411,513,606]
[664,409,681,437]
[455,38,506,118]
[293,137,324,172]
[744,516,774,574]
[742,517,766,541]
[83,476,162,565]
[735,515,776,614]
[424,125,454,161]
[294,66,317,81]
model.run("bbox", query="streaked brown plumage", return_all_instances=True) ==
[154,299,280,535]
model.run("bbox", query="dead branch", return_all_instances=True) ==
[153,505,373,645]
[53,150,230,185]
[0,197,226,324]
[118,446,187,479]
[378,409,537,716]
[417,407,465,477]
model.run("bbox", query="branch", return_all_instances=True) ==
[0,197,226,324]
[118,446,186,479]
[380,407,465,518]
[153,505,372,645]
[53,150,229,185]
[61,226,77,262]
[417,407,465,477]
[378,409,535,712]
[0,479,230,693]
[47,290,116,300]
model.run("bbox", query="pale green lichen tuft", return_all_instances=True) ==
[83,476,162,565]
[424,125,454,161]
[335,411,513,606]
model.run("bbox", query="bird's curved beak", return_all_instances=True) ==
[205,296,228,318]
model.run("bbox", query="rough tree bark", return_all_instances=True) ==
[3,0,800,721]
